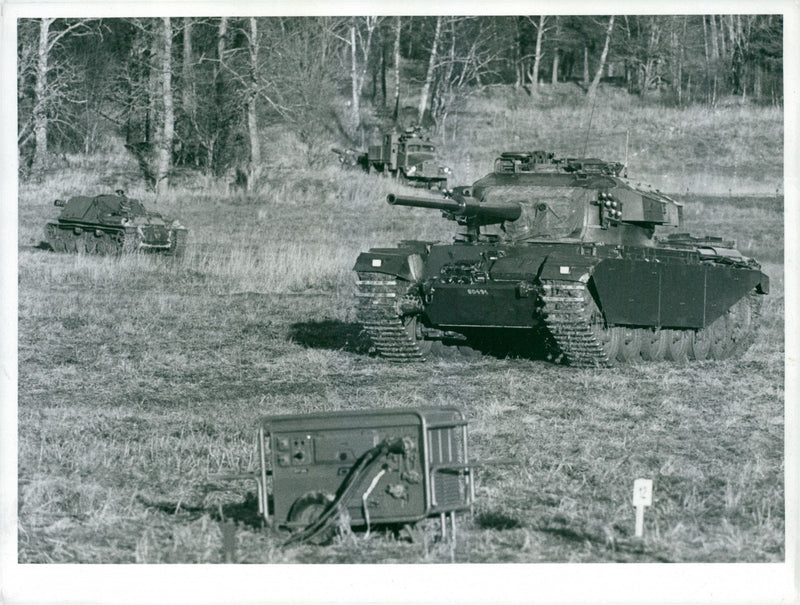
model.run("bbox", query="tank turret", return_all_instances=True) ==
[354,151,768,367]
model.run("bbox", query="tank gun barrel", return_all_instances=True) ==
[387,193,521,225]
[387,193,461,212]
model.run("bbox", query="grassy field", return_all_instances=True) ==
[15,91,784,564]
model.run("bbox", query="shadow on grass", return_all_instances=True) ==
[473,511,523,530]
[289,320,371,355]
[136,492,265,529]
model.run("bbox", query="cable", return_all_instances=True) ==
[283,439,397,545]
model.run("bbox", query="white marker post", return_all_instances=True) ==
[632,479,653,538]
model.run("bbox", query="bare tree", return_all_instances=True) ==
[418,16,442,123]
[27,18,93,172]
[181,18,193,116]
[526,16,548,90]
[344,17,379,133]
[587,16,615,99]
[430,18,503,140]
[551,17,561,84]
[245,17,261,189]
[154,17,173,195]
[392,17,401,121]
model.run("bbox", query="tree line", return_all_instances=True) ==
[17,15,783,190]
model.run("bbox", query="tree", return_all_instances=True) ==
[429,18,504,139]
[344,17,380,133]
[527,16,548,90]
[551,17,561,84]
[418,16,442,123]
[392,17,401,120]
[154,17,174,195]
[587,16,615,99]
[244,17,261,188]
[20,18,94,173]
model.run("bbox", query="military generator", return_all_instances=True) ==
[225,407,473,544]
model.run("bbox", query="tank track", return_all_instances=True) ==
[355,272,426,362]
[45,224,186,257]
[167,229,188,257]
[539,280,613,367]
[540,280,763,366]
[46,224,126,255]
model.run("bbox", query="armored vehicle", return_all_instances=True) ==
[45,190,187,256]
[334,127,451,188]
[354,151,769,366]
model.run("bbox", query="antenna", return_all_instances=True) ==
[582,90,600,157]
[624,129,629,174]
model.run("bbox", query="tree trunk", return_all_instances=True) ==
[531,16,545,90]
[380,35,387,106]
[587,16,614,99]
[246,17,260,190]
[709,14,719,60]
[155,17,173,196]
[32,18,54,172]
[393,17,401,121]
[582,44,589,86]
[418,16,442,123]
[551,17,560,85]
[182,18,193,115]
[212,17,227,176]
[349,24,360,127]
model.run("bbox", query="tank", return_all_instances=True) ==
[45,190,187,256]
[353,151,769,366]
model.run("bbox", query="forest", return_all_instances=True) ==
[17,15,783,191]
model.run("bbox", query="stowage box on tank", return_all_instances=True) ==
[45,190,187,256]
[354,151,769,366]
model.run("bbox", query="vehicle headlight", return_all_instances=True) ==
[407,166,417,175]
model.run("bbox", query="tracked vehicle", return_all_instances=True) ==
[354,151,769,366]
[45,191,187,256]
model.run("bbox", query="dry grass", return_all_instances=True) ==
[16,92,784,564]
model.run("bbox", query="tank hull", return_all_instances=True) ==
[355,240,768,366]
[44,193,187,256]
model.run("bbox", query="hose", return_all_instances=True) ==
[283,438,402,545]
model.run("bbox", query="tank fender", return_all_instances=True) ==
[353,248,427,282]
[537,253,602,283]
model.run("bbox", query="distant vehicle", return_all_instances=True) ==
[333,127,451,189]
[354,150,768,366]
[45,190,187,256]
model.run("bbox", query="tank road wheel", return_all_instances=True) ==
[617,328,642,363]
[113,232,127,255]
[52,233,67,253]
[539,280,616,367]
[690,327,713,361]
[587,302,621,363]
[665,330,691,362]
[83,232,97,254]
[95,233,110,255]
[640,329,669,361]
[65,234,79,253]
[403,315,432,356]
[727,295,759,356]
[708,313,733,360]
[457,343,483,358]
[287,492,337,545]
